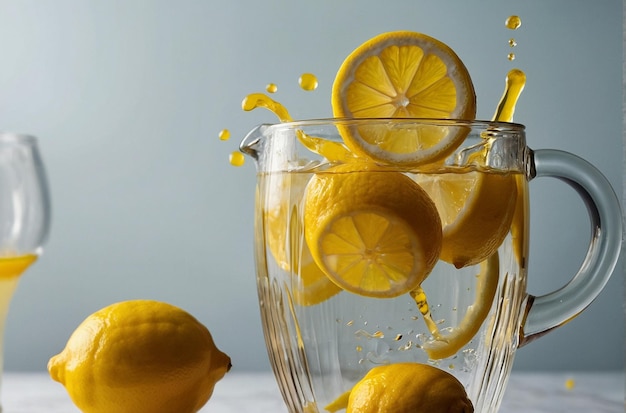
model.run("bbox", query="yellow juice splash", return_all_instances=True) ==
[492,69,526,123]
[218,129,230,141]
[241,91,356,163]
[298,73,318,91]
[505,15,522,30]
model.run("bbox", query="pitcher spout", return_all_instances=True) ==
[239,124,269,161]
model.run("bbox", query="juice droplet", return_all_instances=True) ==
[356,345,363,352]
[394,334,403,341]
[492,68,526,123]
[266,83,278,93]
[505,15,521,30]
[218,129,230,141]
[229,151,245,167]
[565,378,575,390]
[507,53,516,61]
[298,73,318,91]
[508,38,517,47]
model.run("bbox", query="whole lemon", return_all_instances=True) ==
[304,163,442,299]
[48,300,231,413]
[347,363,473,413]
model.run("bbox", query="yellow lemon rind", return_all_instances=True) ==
[331,31,476,166]
[422,252,500,360]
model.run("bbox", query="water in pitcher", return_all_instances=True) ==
[254,148,528,411]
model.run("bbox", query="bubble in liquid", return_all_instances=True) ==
[218,129,230,141]
[505,15,522,30]
[299,73,318,91]
[266,83,278,93]
[229,151,245,167]
[507,53,516,61]
[399,340,413,351]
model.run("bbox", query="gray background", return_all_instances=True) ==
[0,0,622,373]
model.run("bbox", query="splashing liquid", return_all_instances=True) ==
[241,91,356,163]
[229,151,245,167]
[492,68,526,123]
[505,15,521,61]
[242,93,294,123]
[299,73,318,91]
[410,288,443,340]
[505,15,522,30]
[266,83,278,93]
[219,129,230,141]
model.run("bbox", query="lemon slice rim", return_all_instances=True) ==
[313,209,432,299]
[331,30,477,166]
[421,251,500,360]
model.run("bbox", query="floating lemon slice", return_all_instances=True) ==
[332,31,476,166]
[415,170,517,268]
[421,252,500,360]
[304,163,442,298]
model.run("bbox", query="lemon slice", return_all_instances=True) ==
[422,252,500,360]
[332,31,476,166]
[415,170,517,268]
[304,163,442,298]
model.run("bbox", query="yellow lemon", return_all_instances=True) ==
[48,300,231,413]
[332,31,476,166]
[415,170,518,268]
[327,362,473,413]
[262,174,342,305]
[304,163,442,298]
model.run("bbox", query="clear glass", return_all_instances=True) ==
[0,133,50,412]
[240,119,622,413]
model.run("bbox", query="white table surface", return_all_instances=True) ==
[2,371,623,413]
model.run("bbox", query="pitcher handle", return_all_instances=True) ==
[518,149,623,346]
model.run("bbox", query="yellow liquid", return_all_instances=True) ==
[0,255,37,345]
[229,151,245,167]
[492,68,526,123]
[219,129,230,141]
[505,15,522,30]
[242,92,356,163]
[266,83,278,93]
[0,254,37,280]
[298,73,318,91]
